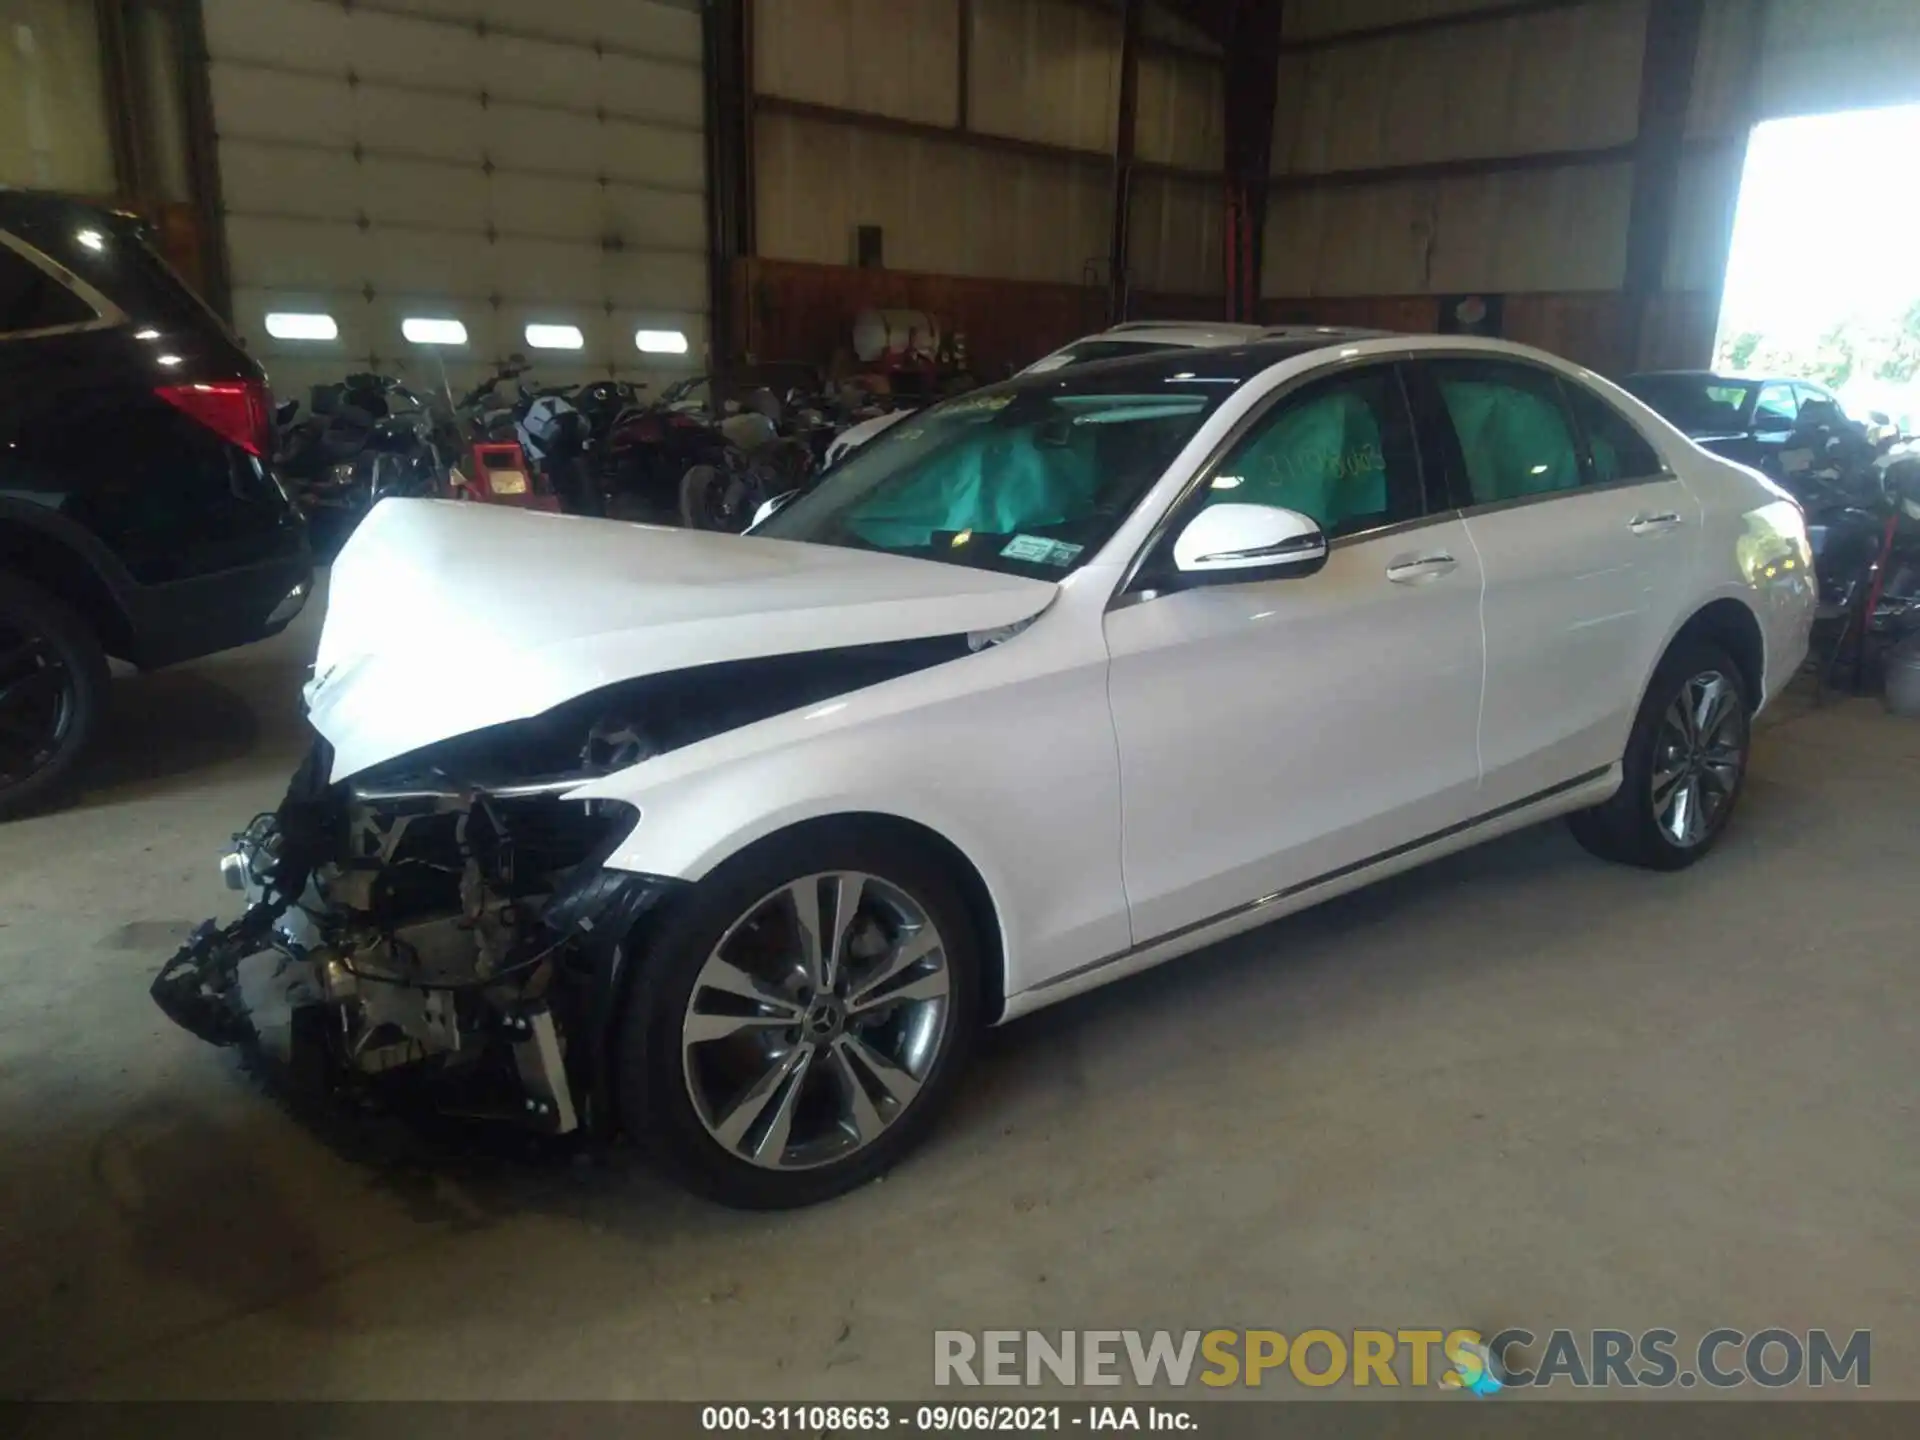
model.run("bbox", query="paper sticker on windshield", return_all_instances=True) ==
[1001,535,1082,566]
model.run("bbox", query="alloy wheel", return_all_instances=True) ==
[0,623,76,789]
[680,872,952,1171]
[1651,670,1745,848]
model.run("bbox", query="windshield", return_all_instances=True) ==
[1623,376,1755,436]
[755,374,1232,577]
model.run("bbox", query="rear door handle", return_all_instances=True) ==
[1385,553,1458,584]
[1629,512,1683,535]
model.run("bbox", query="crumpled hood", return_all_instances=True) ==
[307,499,1057,780]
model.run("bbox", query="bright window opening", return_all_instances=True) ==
[636,328,689,355]
[525,323,585,351]
[265,312,339,341]
[403,317,468,346]
[1717,102,1920,427]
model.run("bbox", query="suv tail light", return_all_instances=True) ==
[157,379,275,458]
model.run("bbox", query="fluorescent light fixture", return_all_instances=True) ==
[76,229,105,252]
[403,317,468,345]
[635,328,689,355]
[157,354,182,367]
[525,323,584,351]
[134,328,160,341]
[265,312,339,341]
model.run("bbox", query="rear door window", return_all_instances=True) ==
[1562,381,1665,483]
[0,237,97,336]
[1426,359,1584,506]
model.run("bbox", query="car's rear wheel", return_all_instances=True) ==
[617,825,982,1208]
[0,574,108,820]
[1568,638,1751,870]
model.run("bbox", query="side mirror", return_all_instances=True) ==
[747,489,800,531]
[1170,503,1328,583]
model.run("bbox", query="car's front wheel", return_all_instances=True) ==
[1569,638,1752,870]
[617,825,982,1208]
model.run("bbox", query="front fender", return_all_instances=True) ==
[566,601,1132,1000]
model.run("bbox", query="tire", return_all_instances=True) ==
[616,823,983,1208]
[1568,638,1751,870]
[0,573,109,820]
[678,462,764,532]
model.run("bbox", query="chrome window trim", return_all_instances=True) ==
[0,229,126,341]
[1108,350,1432,607]
[1450,471,1682,521]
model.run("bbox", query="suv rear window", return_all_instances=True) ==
[0,239,96,335]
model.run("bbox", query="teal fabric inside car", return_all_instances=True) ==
[1220,389,1388,532]
[836,397,1200,550]
[845,428,1099,548]
[1438,379,1582,503]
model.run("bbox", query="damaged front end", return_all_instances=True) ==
[151,729,679,1136]
[150,637,977,1135]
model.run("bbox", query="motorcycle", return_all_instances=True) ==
[277,374,450,556]
[1791,420,1920,697]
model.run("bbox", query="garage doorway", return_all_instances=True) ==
[1715,102,1920,429]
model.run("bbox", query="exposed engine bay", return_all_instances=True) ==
[149,639,968,1133]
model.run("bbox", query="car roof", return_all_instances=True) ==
[1012,332,1615,394]
[1089,320,1396,348]
[1073,322,1268,349]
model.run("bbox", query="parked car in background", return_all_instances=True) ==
[0,194,311,817]
[823,321,1393,467]
[1621,371,1870,480]
[156,335,1811,1209]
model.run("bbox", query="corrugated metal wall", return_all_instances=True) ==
[753,0,1224,300]
[204,0,708,400]
[755,112,1112,285]
[1266,0,1648,298]
[754,0,1118,288]
[1130,43,1225,295]
[1264,0,1920,370]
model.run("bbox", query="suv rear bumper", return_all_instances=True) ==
[127,537,315,668]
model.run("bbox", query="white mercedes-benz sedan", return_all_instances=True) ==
[153,335,1815,1209]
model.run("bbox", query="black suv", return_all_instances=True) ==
[0,193,311,816]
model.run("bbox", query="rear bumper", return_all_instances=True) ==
[125,535,314,668]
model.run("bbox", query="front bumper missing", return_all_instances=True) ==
[150,822,686,1137]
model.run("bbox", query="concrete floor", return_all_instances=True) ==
[1,593,1914,1401]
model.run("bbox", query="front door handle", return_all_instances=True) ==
[1629,511,1683,535]
[1385,553,1458,584]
